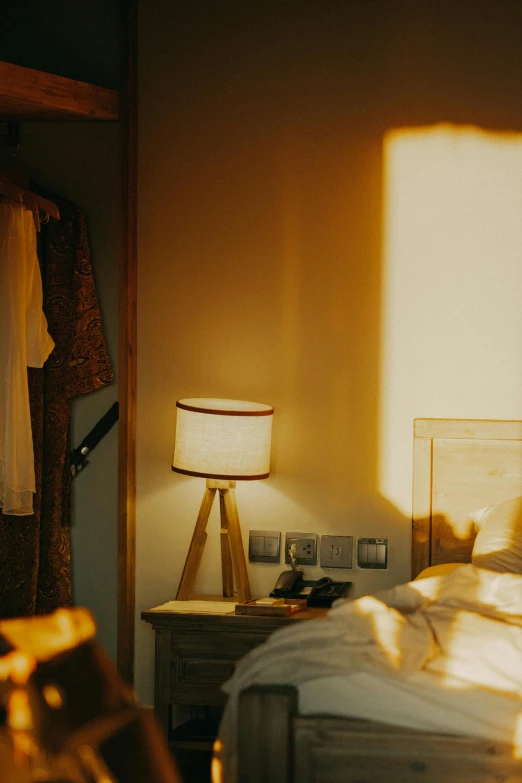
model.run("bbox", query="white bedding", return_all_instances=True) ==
[300,670,521,742]
[215,565,522,782]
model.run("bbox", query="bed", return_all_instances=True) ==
[411,417,522,578]
[220,418,522,783]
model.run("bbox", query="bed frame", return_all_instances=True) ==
[238,685,522,782]
[236,418,522,783]
[412,417,522,578]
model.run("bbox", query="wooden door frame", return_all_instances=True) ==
[118,0,137,684]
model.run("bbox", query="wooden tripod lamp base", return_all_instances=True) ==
[172,398,274,604]
[176,480,252,603]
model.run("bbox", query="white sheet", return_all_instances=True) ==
[0,201,54,515]
[299,670,522,743]
[215,565,522,782]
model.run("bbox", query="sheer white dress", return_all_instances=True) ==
[0,201,54,515]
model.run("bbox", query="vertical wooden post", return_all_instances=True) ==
[219,490,234,597]
[223,486,252,603]
[412,435,433,579]
[175,486,217,599]
[238,685,298,783]
[118,0,138,685]
[154,629,173,738]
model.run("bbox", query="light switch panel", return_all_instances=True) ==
[320,536,353,568]
[357,537,388,569]
[248,530,281,563]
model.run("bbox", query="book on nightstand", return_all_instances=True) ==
[234,598,307,616]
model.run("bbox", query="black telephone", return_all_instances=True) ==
[270,572,352,607]
[271,569,305,597]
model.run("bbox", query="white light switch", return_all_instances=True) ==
[357,538,388,570]
[264,536,279,557]
[250,536,265,557]
[248,530,281,563]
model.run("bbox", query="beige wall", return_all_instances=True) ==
[380,126,522,517]
[136,0,522,703]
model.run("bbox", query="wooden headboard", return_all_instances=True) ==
[412,418,522,578]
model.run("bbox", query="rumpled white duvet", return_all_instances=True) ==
[214,565,522,782]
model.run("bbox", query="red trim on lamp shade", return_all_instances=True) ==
[176,401,273,417]
[172,466,270,480]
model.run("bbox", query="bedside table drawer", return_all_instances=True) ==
[171,628,271,705]
[181,657,236,683]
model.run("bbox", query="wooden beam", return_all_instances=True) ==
[0,61,119,121]
[411,436,433,579]
[414,418,522,441]
[117,0,137,685]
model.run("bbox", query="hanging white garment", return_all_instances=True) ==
[0,201,54,515]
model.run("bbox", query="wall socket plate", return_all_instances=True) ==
[320,535,353,568]
[284,532,318,566]
[356,537,388,569]
[248,530,281,564]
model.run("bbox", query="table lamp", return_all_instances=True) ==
[172,398,274,602]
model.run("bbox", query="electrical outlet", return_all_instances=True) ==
[320,536,353,568]
[284,532,318,566]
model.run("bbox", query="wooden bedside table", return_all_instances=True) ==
[141,604,327,749]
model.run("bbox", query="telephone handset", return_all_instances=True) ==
[271,569,305,597]
[270,572,352,606]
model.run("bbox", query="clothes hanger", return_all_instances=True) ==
[0,169,60,221]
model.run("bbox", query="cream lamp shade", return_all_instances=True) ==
[172,398,274,480]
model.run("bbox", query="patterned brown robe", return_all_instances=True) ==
[0,196,113,617]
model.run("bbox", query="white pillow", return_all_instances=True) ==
[471,495,522,573]
[468,505,493,529]
[414,563,463,581]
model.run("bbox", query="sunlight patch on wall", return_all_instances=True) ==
[379,125,522,518]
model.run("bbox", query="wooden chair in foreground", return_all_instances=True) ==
[238,685,522,783]
[0,609,181,783]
